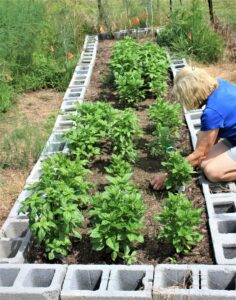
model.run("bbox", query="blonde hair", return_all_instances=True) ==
[173,66,219,110]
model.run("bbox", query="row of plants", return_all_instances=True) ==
[110,37,169,105]
[110,37,203,254]
[20,38,203,263]
[21,102,146,263]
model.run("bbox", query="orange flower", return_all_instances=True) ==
[100,26,106,33]
[134,16,140,25]
[188,32,192,40]
[67,52,74,59]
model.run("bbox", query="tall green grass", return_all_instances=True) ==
[0,0,92,113]
[157,0,224,63]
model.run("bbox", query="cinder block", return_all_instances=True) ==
[209,216,236,264]
[0,218,29,239]
[107,265,153,300]
[153,264,199,300]
[61,99,83,112]
[0,231,31,263]
[200,265,236,299]
[8,189,33,219]
[26,160,42,184]
[0,264,67,300]
[61,265,110,299]
[53,114,76,132]
[63,87,86,102]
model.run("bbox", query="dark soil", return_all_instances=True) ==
[28,39,214,265]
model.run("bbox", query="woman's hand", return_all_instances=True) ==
[150,173,167,190]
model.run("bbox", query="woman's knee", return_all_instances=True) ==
[203,164,224,182]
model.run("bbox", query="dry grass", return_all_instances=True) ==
[0,89,63,226]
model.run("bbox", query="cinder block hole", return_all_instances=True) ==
[161,270,193,289]
[175,64,185,69]
[0,240,22,258]
[208,270,236,290]
[4,221,28,238]
[70,88,82,93]
[48,142,66,152]
[210,183,230,194]
[190,113,202,120]
[218,220,236,233]
[214,202,235,214]
[0,268,20,287]
[172,60,184,65]
[223,245,236,259]
[73,80,85,85]
[76,71,88,75]
[70,269,102,290]
[23,269,55,287]
[68,92,81,98]
[114,270,146,291]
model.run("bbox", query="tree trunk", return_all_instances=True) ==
[207,0,214,23]
[169,0,172,12]
[97,0,103,21]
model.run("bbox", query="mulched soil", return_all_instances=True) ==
[29,39,214,265]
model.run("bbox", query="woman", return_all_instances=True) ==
[151,66,236,190]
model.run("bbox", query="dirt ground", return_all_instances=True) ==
[0,89,63,226]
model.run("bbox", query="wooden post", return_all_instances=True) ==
[207,0,214,23]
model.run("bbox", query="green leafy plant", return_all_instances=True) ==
[115,70,145,105]
[155,192,203,254]
[149,124,174,159]
[20,153,92,259]
[162,151,194,190]
[109,108,142,163]
[139,42,169,95]
[110,37,169,105]
[89,173,145,264]
[148,98,183,159]
[66,102,118,159]
[148,98,183,135]
[105,154,132,177]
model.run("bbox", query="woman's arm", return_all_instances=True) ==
[186,129,219,167]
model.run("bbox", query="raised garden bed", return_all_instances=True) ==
[26,38,214,265]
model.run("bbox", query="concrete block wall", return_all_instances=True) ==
[169,54,236,265]
[1,264,236,299]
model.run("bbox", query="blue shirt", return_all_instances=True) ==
[201,79,236,145]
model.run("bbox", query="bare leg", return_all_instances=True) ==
[200,141,236,182]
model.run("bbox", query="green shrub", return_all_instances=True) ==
[20,153,91,259]
[155,192,203,254]
[162,151,194,190]
[89,173,145,264]
[109,108,142,163]
[0,82,15,113]
[157,0,224,63]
